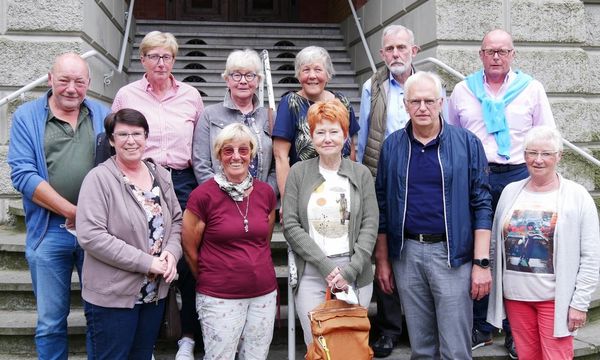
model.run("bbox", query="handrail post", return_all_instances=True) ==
[288,246,296,360]
[118,0,135,73]
[347,0,377,74]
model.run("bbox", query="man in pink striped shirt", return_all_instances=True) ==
[112,31,204,359]
[448,29,555,360]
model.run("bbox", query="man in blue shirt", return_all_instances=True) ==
[375,71,493,359]
[8,53,109,359]
[357,24,418,358]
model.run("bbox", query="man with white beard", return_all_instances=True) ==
[356,24,419,358]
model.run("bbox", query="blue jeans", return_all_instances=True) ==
[473,164,529,335]
[25,214,84,360]
[394,240,472,359]
[85,299,165,360]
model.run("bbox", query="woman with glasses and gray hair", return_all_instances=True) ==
[192,48,276,193]
[487,126,600,360]
[111,30,205,359]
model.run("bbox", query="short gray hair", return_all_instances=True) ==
[222,49,264,82]
[524,126,563,152]
[294,46,335,80]
[381,24,415,48]
[213,123,258,159]
[404,71,443,99]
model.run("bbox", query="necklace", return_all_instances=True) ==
[233,194,250,232]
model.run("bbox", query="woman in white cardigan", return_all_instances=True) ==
[487,126,600,360]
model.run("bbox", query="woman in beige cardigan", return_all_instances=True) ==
[487,126,600,360]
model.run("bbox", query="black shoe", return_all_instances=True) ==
[372,335,397,358]
[471,329,493,350]
[504,333,518,359]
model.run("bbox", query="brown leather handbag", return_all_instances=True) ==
[305,288,373,360]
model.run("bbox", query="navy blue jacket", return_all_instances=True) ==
[375,119,492,267]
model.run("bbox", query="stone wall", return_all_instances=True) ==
[0,0,133,223]
[341,0,600,192]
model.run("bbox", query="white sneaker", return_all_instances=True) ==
[175,337,195,360]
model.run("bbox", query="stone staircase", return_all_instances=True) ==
[1,222,600,358]
[2,18,600,359]
[131,20,362,111]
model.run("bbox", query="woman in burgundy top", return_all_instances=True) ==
[182,123,277,360]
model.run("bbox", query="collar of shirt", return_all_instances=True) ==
[45,92,89,124]
[483,68,515,96]
[142,74,180,98]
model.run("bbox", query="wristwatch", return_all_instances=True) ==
[472,258,490,269]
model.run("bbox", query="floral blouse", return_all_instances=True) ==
[123,173,165,304]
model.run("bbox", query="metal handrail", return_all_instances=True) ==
[118,0,135,73]
[0,0,135,108]
[412,57,600,168]
[347,0,376,74]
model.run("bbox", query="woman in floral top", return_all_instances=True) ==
[77,108,182,358]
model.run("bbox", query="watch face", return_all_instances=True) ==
[474,258,490,267]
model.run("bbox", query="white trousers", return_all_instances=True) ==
[196,290,277,360]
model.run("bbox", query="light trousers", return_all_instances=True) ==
[393,240,472,360]
[196,290,277,360]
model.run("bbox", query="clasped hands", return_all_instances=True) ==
[326,266,349,292]
[149,251,178,283]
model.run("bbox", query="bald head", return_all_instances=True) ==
[482,29,514,49]
[479,29,515,81]
[50,52,90,78]
[47,52,91,113]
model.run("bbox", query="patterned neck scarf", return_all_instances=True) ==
[214,172,254,201]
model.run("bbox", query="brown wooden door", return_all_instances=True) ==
[174,0,289,21]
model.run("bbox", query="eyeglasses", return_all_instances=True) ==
[113,132,146,141]
[524,150,558,160]
[406,98,439,108]
[144,54,174,64]
[480,48,513,57]
[221,146,251,157]
[229,72,257,82]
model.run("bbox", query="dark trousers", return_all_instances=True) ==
[170,167,202,339]
[85,299,165,360]
[473,164,528,334]
[372,279,403,338]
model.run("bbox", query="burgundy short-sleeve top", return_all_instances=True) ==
[186,178,277,298]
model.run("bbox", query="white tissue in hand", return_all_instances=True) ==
[334,285,359,305]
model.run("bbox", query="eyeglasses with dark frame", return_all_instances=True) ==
[221,146,251,157]
[229,72,258,82]
[480,48,513,57]
[144,54,174,64]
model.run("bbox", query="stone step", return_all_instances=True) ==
[128,55,353,72]
[0,270,81,311]
[0,309,598,359]
[126,68,357,83]
[134,32,345,48]
[159,83,360,102]
[132,44,349,59]
[135,20,342,36]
